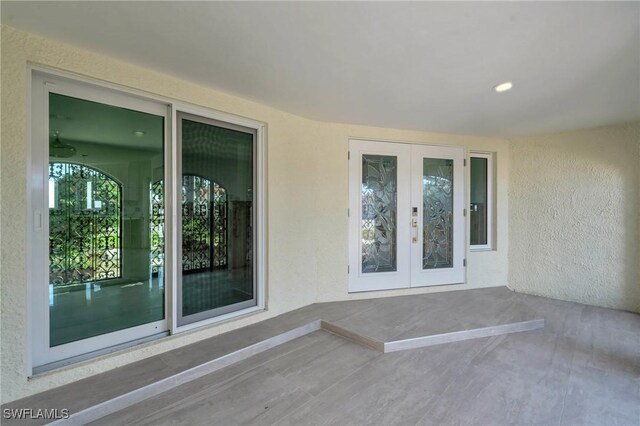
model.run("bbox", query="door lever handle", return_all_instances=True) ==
[411,218,418,243]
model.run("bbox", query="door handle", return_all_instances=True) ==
[412,218,418,243]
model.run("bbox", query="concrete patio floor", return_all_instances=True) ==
[4,287,639,425]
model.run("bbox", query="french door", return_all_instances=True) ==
[348,139,465,292]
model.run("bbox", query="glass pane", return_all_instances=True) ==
[48,93,164,347]
[180,118,254,318]
[361,154,397,273]
[423,158,454,269]
[470,157,488,245]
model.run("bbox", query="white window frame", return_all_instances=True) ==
[469,152,494,251]
[27,66,267,373]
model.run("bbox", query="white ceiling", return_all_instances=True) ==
[3,1,639,137]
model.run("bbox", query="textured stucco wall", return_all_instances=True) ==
[0,26,509,403]
[314,124,510,302]
[508,122,640,313]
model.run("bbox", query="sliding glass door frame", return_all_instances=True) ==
[173,110,260,329]
[28,67,267,372]
[162,102,265,335]
[29,71,170,370]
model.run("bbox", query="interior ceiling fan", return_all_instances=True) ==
[49,130,77,158]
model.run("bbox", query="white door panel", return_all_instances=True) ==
[349,140,465,292]
[348,140,411,292]
[410,144,466,286]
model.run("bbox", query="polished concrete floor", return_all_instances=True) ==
[5,287,639,425]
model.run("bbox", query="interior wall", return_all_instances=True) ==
[508,122,640,313]
[0,26,509,403]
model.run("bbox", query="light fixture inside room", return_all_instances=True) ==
[49,131,76,158]
[133,130,146,137]
[493,81,513,93]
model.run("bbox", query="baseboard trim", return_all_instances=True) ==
[384,319,545,353]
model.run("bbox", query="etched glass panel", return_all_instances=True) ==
[361,154,397,273]
[423,158,454,269]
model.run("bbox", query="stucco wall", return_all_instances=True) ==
[0,26,509,403]
[508,122,640,313]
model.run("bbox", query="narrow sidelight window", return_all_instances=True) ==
[469,153,494,250]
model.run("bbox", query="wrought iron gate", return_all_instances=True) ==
[150,176,227,274]
[49,162,122,286]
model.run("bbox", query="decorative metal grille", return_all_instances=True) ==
[49,162,122,286]
[422,158,454,269]
[150,181,164,274]
[361,154,397,273]
[150,176,227,272]
[182,175,212,271]
[212,183,228,268]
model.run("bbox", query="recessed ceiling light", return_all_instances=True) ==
[493,82,513,93]
[133,130,146,137]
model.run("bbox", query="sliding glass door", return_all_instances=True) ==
[32,73,169,368]
[31,72,264,369]
[177,113,256,326]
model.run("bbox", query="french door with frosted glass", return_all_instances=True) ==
[348,139,465,292]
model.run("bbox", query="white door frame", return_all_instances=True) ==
[348,139,466,293]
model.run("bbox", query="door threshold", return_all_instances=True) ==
[31,331,169,377]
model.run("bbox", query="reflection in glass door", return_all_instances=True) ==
[177,112,256,326]
[33,80,168,367]
[48,94,166,346]
[32,72,264,369]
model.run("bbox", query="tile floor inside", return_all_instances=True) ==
[49,269,252,346]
